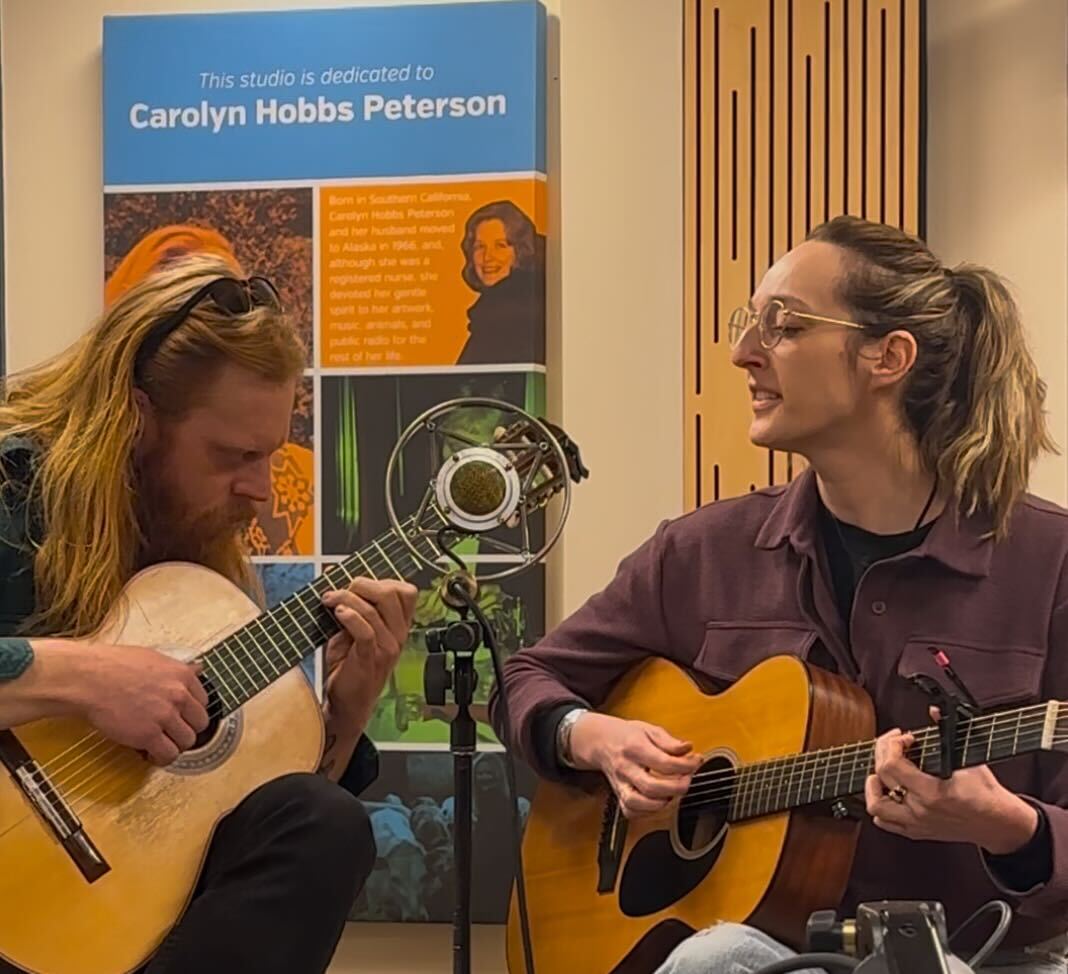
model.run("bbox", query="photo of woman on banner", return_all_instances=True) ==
[456,200,545,366]
[105,221,315,556]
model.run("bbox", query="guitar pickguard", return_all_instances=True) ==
[618,827,723,917]
[618,751,734,917]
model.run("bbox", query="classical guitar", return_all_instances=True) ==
[0,414,583,974]
[509,654,1065,974]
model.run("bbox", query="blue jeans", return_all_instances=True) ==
[654,922,1068,974]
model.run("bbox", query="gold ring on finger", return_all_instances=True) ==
[887,785,907,804]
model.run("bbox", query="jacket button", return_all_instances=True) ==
[871,600,887,615]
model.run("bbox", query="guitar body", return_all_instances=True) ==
[509,656,875,974]
[0,563,324,974]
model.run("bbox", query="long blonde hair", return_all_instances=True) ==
[0,254,305,637]
[809,216,1055,538]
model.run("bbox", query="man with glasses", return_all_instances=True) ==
[494,216,1068,973]
[0,255,416,973]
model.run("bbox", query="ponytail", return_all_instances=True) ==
[808,216,1055,538]
[936,265,1054,535]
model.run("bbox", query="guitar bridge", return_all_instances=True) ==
[0,729,110,883]
[596,793,627,893]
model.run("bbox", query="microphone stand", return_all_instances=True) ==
[385,401,585,974]
[423,575,487,974]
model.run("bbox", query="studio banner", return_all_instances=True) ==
[103,0,546,924]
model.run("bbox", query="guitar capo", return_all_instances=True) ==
[905,648,981,779]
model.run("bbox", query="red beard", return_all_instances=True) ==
[135,451,255,568]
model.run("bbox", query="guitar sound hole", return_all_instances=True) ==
[192,674,224,750]
[619,754,731,916]
[676,755,733,853]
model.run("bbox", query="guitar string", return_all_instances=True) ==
[55,549,467,811]
[674,700,1050,790]
[682,713,1048,802]
[46,575,360,803]
[678,720,1061,820]
[683,701,1051,791]
[36,572,347,793]
[28,563,351,791]
[35,506,446,781]
[24,615,264,789]
[678,728,1055,819]
[679,714,1052,810]
[31,562,376,798]
[696,707,1049,786]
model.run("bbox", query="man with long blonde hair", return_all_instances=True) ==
[0,255,414,973]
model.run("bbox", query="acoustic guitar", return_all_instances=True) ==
[509,654,1065,973]
[0,415,582,974]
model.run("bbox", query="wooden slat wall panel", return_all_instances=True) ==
[684,0,924,510]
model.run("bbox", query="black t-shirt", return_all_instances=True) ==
[818,500,934,625]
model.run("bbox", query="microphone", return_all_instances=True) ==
[385,398,587,592]
[429,443,518,610]
[434,445,523,534]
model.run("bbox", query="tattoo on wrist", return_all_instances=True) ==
[0,640,33,681]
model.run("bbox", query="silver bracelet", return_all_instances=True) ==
[556,707,590,769]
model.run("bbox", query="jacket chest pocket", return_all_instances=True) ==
[695,621,818,688]
[896,637,1045,711]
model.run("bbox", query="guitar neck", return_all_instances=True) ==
[194,513,442,715]
[728,701,1064,823]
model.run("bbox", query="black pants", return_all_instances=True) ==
[9,773,376,974]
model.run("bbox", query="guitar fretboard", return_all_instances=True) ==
[706,702,1063,823]
[195,512,442,714]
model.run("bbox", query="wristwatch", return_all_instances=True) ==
[556,707,590,769]
[0,639,33,681]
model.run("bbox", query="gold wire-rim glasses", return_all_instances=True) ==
[728,298,867,349]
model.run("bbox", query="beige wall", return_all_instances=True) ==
[926,0,1068,503]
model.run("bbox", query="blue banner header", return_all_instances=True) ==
[103,1,545,186]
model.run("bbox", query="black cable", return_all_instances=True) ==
[750,954,859,973]
[948,899,1011,970]
[452,579,537,974]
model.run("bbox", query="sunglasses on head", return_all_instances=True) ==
[134,276,283,381]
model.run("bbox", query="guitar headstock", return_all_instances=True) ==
[489,416,589,517]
